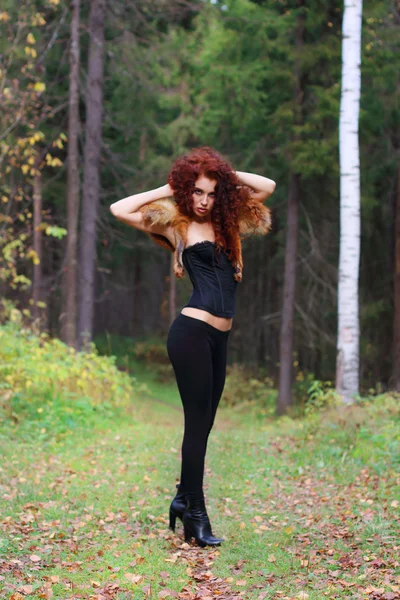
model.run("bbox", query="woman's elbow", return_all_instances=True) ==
[110,203,121,217]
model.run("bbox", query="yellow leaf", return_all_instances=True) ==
[1,196,8,203]
[0,11,9,22]
[27,250,40,265]
[32,13,46,26]
[21,164,30,175]
[34,82,46,92]
[49,0,60,4]
[27,33,36,44]
[285,526,293,534]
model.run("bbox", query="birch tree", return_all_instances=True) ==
[336,0,363,403]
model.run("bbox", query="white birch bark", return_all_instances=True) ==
[336,0,363,403]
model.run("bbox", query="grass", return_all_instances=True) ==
[0,369,399,600]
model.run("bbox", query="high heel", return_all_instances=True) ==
[169,483,187,532]
[182,492,223,547]
[169,509,177,531]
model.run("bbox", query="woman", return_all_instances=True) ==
[110,146,276,547]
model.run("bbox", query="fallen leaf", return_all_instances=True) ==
[297,593,309,600]
[125,573,143,584]
[10,595,25,600]
[268,554,276,562]
[29,554,41,562]
[236,579,247,586]
[18,586,34,595]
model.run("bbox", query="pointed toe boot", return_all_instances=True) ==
[182,492,223,547]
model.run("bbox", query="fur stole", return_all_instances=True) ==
[140,196,271,282]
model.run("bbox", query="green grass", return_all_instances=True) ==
[0,371,399,599]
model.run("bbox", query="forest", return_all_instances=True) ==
[1,2,400,598]
[1,0,399,399]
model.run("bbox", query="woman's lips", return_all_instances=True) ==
[197,207,207,213]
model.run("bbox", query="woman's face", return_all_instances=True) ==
[192,175,217,219]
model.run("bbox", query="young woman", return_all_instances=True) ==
[110,146,276,547]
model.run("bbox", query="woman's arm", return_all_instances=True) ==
[110,183,174,233]
[235,171,276,202]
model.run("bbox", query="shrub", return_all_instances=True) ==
[0,313,146,410]
[221,362,276,410]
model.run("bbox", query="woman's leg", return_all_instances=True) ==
[167,316,214,494]
[207,335,229,439]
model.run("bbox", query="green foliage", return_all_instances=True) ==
[0,1,67,290]
[0,313,146,418]
[221,363,276,410]
[94,333,175,383]
[131,339,174,382]
[303,378,340,415]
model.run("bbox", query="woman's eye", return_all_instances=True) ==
[195,189,202,194]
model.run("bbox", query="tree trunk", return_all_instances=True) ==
[78,0,106,349]
[32,169,42,321]
[63,0,80,348]
[336,0,363,403]
[393,161,400,391]
[276,3,304,415]
[277,173,300,415]
[133,252,141,335]
[169,253,176,326]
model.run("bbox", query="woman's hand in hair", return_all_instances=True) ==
[234,171,276,202]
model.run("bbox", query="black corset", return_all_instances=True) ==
[182,241,238,318]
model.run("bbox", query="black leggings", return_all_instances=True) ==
[167,313,231,494]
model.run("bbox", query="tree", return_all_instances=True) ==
[394,161,400,391]
[277,1,305,416]
[336,0,363,403]
[63,0,81,348]
[78,0,106,348]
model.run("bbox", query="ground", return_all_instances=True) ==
[0,375,399,600]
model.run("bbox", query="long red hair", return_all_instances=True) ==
[167,146,250,265]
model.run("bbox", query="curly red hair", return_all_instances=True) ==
[167,146,250,266]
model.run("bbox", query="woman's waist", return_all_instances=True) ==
[180,307,232,332]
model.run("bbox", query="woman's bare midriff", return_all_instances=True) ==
[181,307,232,332]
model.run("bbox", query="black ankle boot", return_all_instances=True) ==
[182,492,223,547]
[169,484,187,532]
